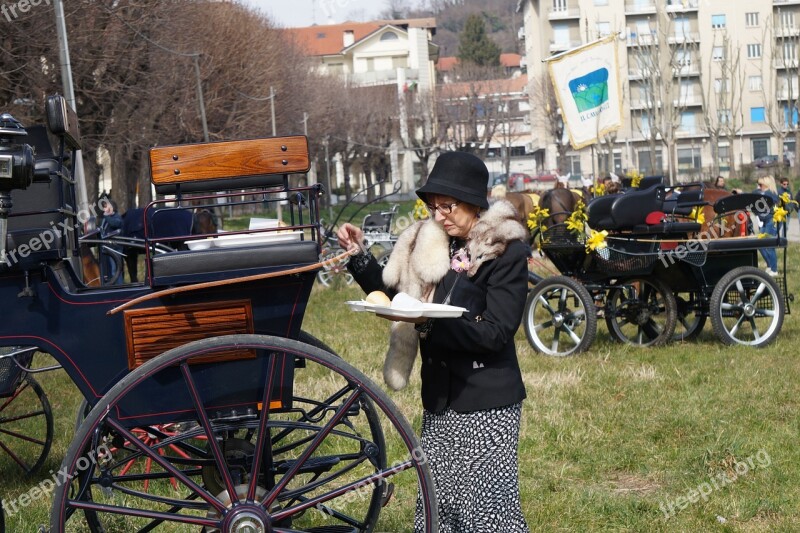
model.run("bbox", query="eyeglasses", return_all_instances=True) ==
[426,201,459,215]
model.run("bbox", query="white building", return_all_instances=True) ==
[519,0,800,182]
[288,19,439,194]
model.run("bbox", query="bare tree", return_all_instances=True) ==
[628,9,699,184]
[698,31,745,179]
[531,73,566,173]
[438,79,502,159]
[759,10,800,178]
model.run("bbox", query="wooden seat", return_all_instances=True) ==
[146,136,319,286]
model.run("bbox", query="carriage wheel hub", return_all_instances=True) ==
[228,510,268,533]
[553,313,565,327]
[743,303,756,317]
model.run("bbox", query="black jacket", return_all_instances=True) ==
[350,239,529,413]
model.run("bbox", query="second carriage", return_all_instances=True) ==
[524,182,792,356]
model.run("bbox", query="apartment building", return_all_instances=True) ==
[519,0,800,181]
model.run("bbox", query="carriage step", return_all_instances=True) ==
[276,455,340,475]
[306,526,357,533]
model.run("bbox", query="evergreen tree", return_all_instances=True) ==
[458,14,501,67]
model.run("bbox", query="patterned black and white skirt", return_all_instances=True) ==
[414,402,529,533]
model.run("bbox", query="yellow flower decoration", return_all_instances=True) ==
[779,192,798,209]
[592,183,606,197]
[626,169,643,188]
[586,229,608,252]
[564,199,588,236]
[527,206,550,232]
[773,206,788,224]
[689,206,705,224]
[757,233,768,239]
[412,199,429,220]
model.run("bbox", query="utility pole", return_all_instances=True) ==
[270,86,277,137]
[324,136,333,220]
[54,0,89,218]
[193,55,209,142]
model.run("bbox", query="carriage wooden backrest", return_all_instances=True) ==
[149,136,310,194]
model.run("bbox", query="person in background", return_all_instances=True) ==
[338,151,530,533]
[714,175,726,189]
[754,176,780,276]
[778,178,794,226]
[99,198,123,284]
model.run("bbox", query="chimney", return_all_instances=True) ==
[343,30,355,47]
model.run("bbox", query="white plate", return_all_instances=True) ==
[345,301,467,319]
[186,231,303,250]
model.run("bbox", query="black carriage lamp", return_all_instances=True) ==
[0,113,35,266]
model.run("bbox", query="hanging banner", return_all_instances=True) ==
[546,35,623,150]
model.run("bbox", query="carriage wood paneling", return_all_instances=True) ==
[124,300,255,370]
[149,136,310,185]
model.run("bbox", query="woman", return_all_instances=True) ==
[754,175,779,276]
[338,151,530,532]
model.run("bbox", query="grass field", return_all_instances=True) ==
[2,232,800,531]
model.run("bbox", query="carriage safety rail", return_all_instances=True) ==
[0,347,35,396]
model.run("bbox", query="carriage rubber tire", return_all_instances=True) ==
[1,374,54,476]
[673,292,706,342]
[710,266,784,347]
[53,334,438,533]
[524,276,597,356]
[605,277,677,347]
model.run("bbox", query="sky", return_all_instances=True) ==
[238,0,391,28]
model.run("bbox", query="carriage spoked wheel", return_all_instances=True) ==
[523,276,597,356]
[710,267,784,347]
[0,374,54,476]
[51,334,437,533]
[673,291,706,342]
[605,278,677,346]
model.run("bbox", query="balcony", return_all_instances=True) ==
[550,39,582,53]
[778,89,800,100]
[629,98,659,110]
[666,0,700,12]
[774,0,800,5]
[668,32,700,44]
[628,67,658,80]
[347,68,419,87]
[548,6,580,20]
[674,96,703,107]
[627,32,658,46]
[776,26,800,38]
[624,1,656,15]
[673,64,700,77]
[774,58,800,69]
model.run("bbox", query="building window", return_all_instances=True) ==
[781,11,795,29]
[596,22,611,37]
[677,146,701,170]
[712,47,725,61]
[749,75,762,91]
[552,0,567,12]
[711,14,726,29]
[679,111,696,134]
[639,113,651,137]
[638,149,663,175]
[784,42,797,62]
[673,16,690,39]
[752,138,769,159]
[784,105,799,127]
[751,107,766,123]
[747,44,762,59]
[509,146,526,157]
[594,0,608,5]
[567,154,582,175]
[718,108,732,124]
[380,31,399,41]
[553,23,570,46]
[745,12,759,27]
[718,144,731,170]
[714,78,728,93]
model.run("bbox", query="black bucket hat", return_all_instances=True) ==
[416,151,489,210]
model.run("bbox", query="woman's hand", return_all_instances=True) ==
[337,223,365,252]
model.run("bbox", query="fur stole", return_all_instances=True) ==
[380,200,527,390]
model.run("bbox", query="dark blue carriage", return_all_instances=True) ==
[0,96,437,532]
